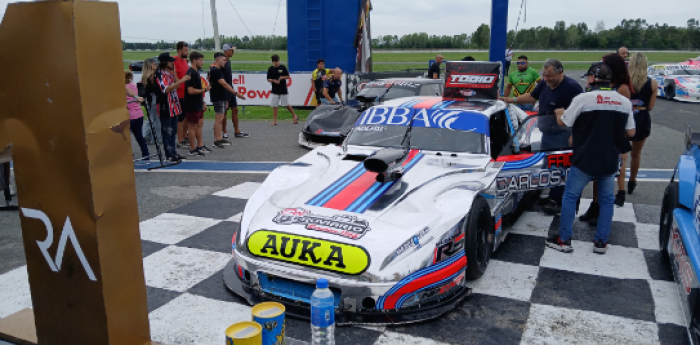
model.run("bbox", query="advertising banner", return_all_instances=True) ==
[443,61,501,100]
[211,73,347,107]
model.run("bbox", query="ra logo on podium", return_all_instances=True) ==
[21,208,97,281]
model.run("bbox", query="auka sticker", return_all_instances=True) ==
[273,208,371,239]
[247,230,370,275]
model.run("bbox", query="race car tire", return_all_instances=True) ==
[659,181,680,256]
[464,196,494,280]
[665,82,676,101]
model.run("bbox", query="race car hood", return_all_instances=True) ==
[239,145,501,281]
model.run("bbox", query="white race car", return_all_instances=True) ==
[648,64,700,102]
[224,62,575,324]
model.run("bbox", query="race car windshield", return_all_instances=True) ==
[671,69,700,76]
[409,128,485,153]
[346,125,485,154]
[356,83,421,101]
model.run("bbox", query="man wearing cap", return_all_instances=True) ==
[221,44,249,138]
[210,52,245,148]
[500,58,583,214]
[155,52,190,162]
[545,63,635,254]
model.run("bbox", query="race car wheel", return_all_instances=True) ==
[665,82,676,101]
[464,196,494,280]
[659,182,679,256]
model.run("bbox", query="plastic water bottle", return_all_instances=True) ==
[311,278,335,345]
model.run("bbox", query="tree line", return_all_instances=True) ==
[122,35,287,50]
[372,18,700,50]
[122,18,700,51]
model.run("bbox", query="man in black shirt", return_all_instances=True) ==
[221,44,249,138]
[428,54,443,79]
[545,63,635,254]
[210,52,245,148]
[500,58,584,214]
[184,51,210,156]
[267,54,298,125]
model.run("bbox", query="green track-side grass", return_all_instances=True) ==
[140,105,313,122]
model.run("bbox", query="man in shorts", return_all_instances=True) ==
[267,54,298,125]
[210,52,246,148]
[221,44,249,138]
[184,51,211,156]
[311,59,330,108]
[174,41,189,148]
[322,68,344,105]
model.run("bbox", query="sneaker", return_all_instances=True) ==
[223,133,229,139]
[628,180,637,195]
[176,153,187,160]
[234,132,250,138]
[542,199,562,215]
[220,139,232,146]
[593,240,608,254]
[188,149,205,156]
[615,190,626,207]
[213,141,226,149]
[183,138,190,145]
[198,145,212,153]
[545,235,573,253]
[177,141,187,149]
[579,202,599,226]
[169,155,181,163]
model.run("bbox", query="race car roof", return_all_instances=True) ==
[354,107,490,135]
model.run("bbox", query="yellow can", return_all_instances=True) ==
[252,302,286,345]
[225,321,262,345]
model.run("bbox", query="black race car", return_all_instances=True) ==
[299,78,444,148]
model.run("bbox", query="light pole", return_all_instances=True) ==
[210,0,221,51]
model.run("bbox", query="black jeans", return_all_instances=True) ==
[130,117,150,158]
[159,113,178,157]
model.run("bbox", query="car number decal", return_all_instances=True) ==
[246,230,371,275]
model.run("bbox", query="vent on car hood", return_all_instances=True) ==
[343,154,368,161]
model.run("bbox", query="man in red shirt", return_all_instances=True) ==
[174,41,189,148]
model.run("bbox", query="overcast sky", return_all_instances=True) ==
[0,0,698,43]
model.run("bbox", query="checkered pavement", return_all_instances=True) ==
[0,182,691,345]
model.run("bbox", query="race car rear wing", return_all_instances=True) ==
[443,61,501,100]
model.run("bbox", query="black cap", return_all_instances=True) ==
[581,62,612,81]
[214,52,225,58]
[158,52,176,62]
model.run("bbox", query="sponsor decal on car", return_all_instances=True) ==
[353,125,386,132]
[246,230,370,275]
[433,224,465,264]
[546,153,573,169]
[496,168,569,193]
[364,80,420,88]
[273,208,371,239]
[671,226,695,294]
[446,74,497,89]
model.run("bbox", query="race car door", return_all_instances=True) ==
[494,114,573,195]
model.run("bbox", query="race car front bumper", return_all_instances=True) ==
[222,258,472,325]
[674,88,700,103]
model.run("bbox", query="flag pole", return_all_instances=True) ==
[210,0,221,51]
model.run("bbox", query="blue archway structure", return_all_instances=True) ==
[286,0,509,76]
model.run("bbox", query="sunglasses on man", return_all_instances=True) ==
[516,62,527,66]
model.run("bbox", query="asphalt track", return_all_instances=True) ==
[0,71,698,343]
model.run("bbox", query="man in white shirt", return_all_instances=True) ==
[505,46,514,75]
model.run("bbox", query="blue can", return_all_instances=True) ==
[252,302,285,345]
